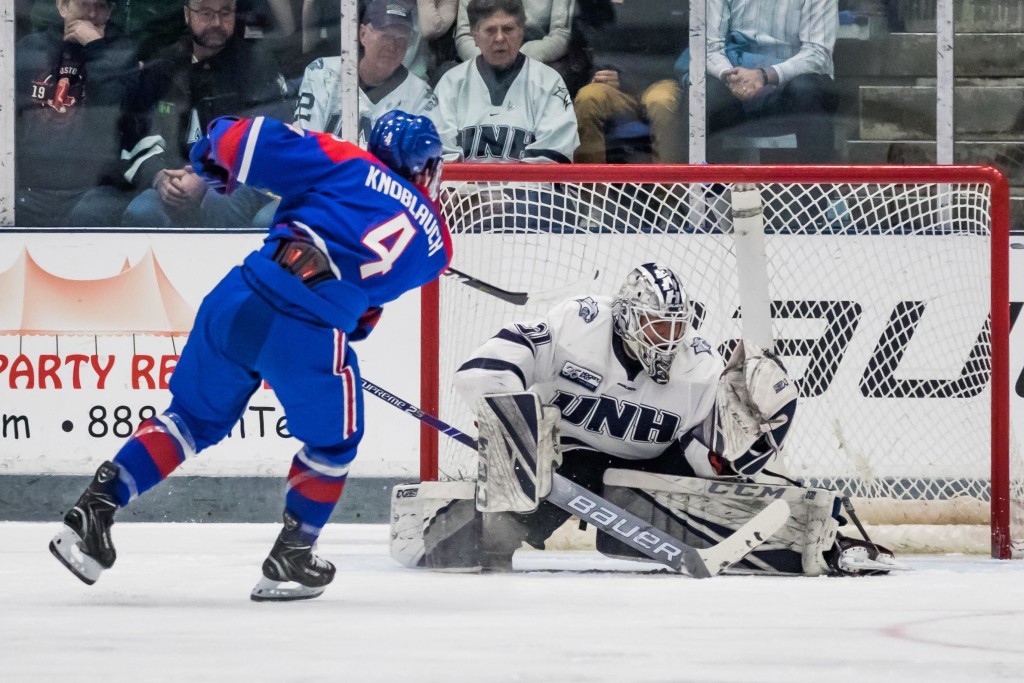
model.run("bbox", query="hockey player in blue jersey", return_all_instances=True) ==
[50,110,450,601]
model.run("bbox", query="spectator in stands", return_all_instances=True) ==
[453,0,573,74]
[120,0,291,228]
[575,0,839,164]
[434,0,578,163]
[646,0,840,163]
[15,0,143,227]
[572,67,654,164]
[294,0,437,142]
[27,0,187,60]
[301,0,458,86]
[569,0,652,164]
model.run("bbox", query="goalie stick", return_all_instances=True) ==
[361,378,790,577]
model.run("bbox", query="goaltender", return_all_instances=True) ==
[392,262,902,576]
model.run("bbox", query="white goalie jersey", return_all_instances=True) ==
[293,56,438,144]
[433,55,579,163]
[454,295,724,461]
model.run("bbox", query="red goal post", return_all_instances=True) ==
[420,164,1016,559]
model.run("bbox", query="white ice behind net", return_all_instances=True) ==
[433,179,1022,554]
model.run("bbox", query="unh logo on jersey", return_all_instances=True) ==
[559,361,602,391]
[457,126,536,161]
[575,297,599,323]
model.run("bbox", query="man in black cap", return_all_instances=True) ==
[294,0,437,143]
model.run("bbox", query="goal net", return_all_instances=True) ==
[421,164,1019,558]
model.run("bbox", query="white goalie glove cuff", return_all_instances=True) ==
[705,340,798,476]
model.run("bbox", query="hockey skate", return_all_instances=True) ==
[826,535,911,576]
[251,512,336,602]
[49,461,120,585]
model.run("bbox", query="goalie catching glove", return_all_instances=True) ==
[703,340,797,477]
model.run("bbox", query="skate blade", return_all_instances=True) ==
[49,525,105,585]
[839,548,912,574]
[250,576,326,602]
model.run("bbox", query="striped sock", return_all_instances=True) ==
[283,446,354,540]
[111,413,195,505]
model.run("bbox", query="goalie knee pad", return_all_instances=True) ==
[601,470,840,576]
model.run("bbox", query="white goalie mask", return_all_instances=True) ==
[612,263,692,384]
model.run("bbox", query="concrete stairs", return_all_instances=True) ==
[835,0,1024,227]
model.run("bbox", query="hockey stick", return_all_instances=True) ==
[360,378,476,448]
[361,378,790,578]
[443,268,529,305]
[442,268,605,306]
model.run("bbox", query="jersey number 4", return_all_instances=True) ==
[361,213,417,279]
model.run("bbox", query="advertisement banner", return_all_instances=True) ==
[0,232,1021,480]
[0,233,422,478]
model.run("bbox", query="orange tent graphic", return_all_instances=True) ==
[0,247,195,336]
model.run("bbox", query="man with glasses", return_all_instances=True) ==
[119,0,292,228]
[15,0,143,227]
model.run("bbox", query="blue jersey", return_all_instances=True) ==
[210,116,452,313]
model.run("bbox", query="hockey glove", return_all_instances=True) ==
[189,135,230,194]
[349,306,383,342]
[188,117,240,194]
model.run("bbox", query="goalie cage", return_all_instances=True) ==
[420,163,1020,560]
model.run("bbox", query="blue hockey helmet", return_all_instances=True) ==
[368,110,444,197]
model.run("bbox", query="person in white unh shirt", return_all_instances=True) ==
[433,0,578,163]
[294,0,438,144]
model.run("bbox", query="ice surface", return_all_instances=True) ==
[2,522,1023,682]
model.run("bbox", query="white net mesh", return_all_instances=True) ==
[428,168,1021,556]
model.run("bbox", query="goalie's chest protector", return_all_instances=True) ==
[535,297,723,460]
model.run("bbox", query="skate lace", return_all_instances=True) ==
[307,546,332,570]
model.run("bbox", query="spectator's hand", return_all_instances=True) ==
[722,67,766,101]
[591,69,621,90]
[155,168,206,208]
[64,20,105,46]
[176,168,211,202]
